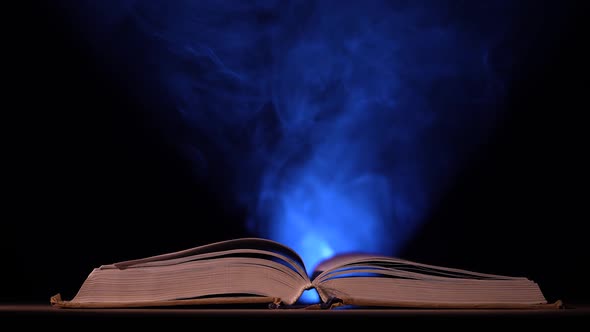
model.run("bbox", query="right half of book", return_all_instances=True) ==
[309,253,564,309]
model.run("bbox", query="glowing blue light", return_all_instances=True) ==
[297,288,321,305]
[67,1,526,284]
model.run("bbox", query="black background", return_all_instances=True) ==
[4,1,588,307]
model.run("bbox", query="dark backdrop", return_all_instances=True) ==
[4,1,587,306]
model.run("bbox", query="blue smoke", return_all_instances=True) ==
[62,1,526,272]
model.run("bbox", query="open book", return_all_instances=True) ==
[51,238,562,309]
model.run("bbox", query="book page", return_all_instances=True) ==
[114,238,306,273]
[105,248,309,282]
[313,253,522,282]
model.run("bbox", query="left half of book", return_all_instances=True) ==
[51,238,312,308]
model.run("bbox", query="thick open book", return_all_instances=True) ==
[51,238,562,309]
